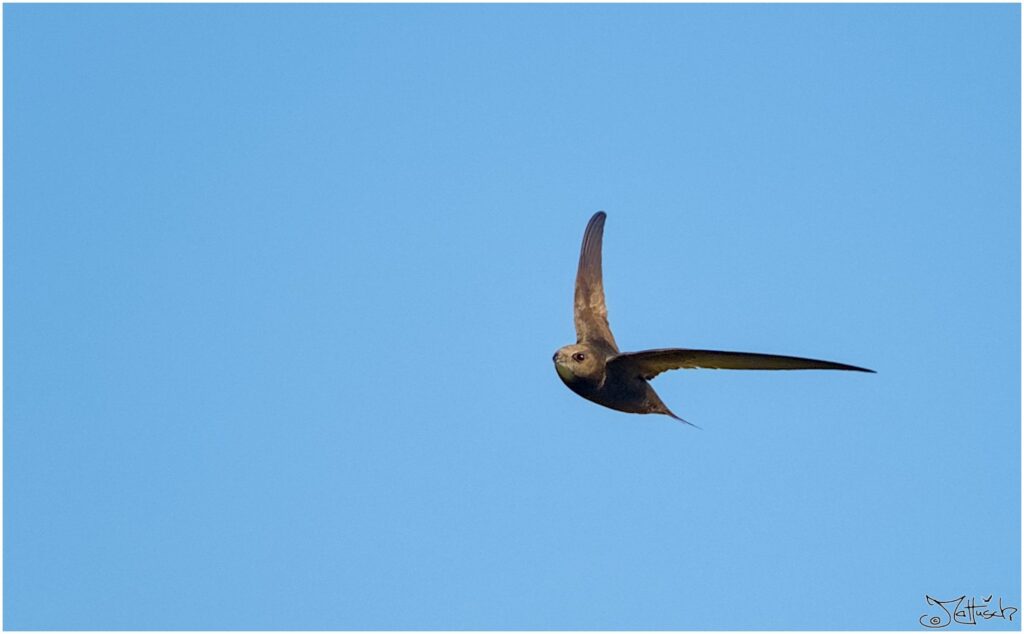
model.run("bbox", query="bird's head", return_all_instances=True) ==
[552,344,605,385]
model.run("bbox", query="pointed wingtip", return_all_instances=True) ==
[849,365,876,373]
[581,212,607,249]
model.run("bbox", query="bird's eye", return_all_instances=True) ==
[572,352,586,362]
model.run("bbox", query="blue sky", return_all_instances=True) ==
[4,3,1019,630]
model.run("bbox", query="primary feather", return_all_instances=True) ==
[608,348,875,380]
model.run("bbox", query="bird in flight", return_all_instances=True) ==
[552,211,873,425]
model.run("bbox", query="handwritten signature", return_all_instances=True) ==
[920,595,1017,628]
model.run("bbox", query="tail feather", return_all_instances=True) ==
[663,408,701,429]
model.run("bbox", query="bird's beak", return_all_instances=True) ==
[552,352,576,381]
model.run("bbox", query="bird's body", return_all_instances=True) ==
[579,373,677,418]
[552,212,872,424]
[554,343,677,417]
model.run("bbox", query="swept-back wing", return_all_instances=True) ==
[609,348,874,380]
[574,212,619,351]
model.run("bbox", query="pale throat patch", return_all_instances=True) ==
[555,362,576,382]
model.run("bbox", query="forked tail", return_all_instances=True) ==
[663,408,701,429]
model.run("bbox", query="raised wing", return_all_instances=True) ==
[574,212,618,351]
[608,348,874,380]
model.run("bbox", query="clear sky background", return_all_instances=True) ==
[4,4,1020,630]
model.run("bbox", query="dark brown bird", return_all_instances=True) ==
[552,211,873,425]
